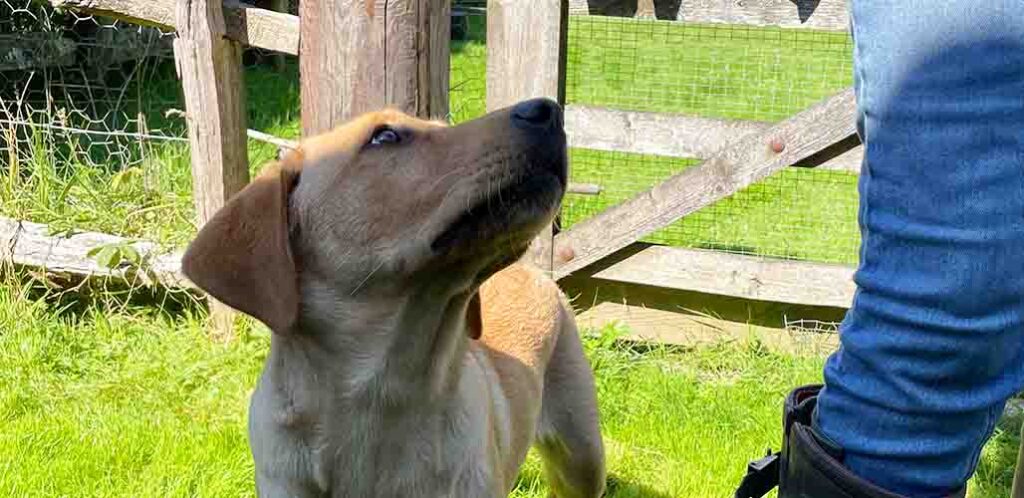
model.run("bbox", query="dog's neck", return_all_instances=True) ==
[265,276,475,412]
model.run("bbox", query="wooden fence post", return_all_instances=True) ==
[174,0,250,340]
[299,0,450,136]
[1013,422,1024,498]
[487,0,568,273]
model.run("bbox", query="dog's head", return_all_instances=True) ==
[181,98,566,334]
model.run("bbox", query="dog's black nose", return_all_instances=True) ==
[511,98,562,130]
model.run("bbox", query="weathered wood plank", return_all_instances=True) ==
[0,217,192,289]
[635,0,655,19]
[174,0,250,337]
[488,0,567,272]
[678,0,849,29]
[552,88,857,278]
[47,0,300,55]
[299,0,380,136]
[174,0,250,228]
[593,245,856,308]
[417,0,451,119]
[300,0,448,135]
[566,104,862,172]
[568,0,849,32]
[567,105,767,158]
[487,0,567,110]
[222,0,298,55]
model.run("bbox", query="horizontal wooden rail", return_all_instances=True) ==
[553,88,857,279]
[568,0,849,32]
[567,105,767,158]
[1,217,192,290]
[0,35,77,71]
[239,126,604,195]
[566,105,862,173]
[592,245,855,308]
[46,0,299,55]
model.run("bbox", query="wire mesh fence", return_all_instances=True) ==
[0,0,178,169]
[561,14,859,265]
[0,0,304,248]
[0,0,192,245]
[449,0,487,124]
[0,0,482,250]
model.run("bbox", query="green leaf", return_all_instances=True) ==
[110,168,141,191]
[120,245,141,266]
[94,246,120,269]
[49,226,77,239]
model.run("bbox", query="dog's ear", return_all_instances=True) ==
[466,292,483,340]
[182,159,301,334]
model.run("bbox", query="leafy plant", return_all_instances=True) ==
[87,242,142,270]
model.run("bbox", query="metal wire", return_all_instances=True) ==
[561,14,859,265]
[0,0,178,173]
[449,0,487,124]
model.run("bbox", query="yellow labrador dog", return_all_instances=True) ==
[181,98,605,497]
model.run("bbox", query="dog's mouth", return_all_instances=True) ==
[430,169,564,257]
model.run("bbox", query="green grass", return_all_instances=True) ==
[0,284,1016,497]
[564,18,853,121]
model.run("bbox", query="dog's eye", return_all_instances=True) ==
[369,127,401,146]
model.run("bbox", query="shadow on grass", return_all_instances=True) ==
[6,267,204,322]
[514,468,674,498]
[605,474,676,498]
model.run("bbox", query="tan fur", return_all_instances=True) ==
[182,101,605,497]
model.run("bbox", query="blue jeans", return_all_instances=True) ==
[812,1,1024,496]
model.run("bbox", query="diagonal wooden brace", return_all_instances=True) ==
[552,88,857,280]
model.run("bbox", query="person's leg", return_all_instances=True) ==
[812,1,1024,496]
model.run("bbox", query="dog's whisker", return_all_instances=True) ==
[425,168,461,192]
[488,172,498,219]
[350,258,386,296]
[415,176,466,241]
[410,169,461,227]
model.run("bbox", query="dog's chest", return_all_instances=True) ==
[252,392,502,498]
[322,407,499,497]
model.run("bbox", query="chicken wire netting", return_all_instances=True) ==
[0,0,190,244]
[0,0,179,172]
[561,15,859,265]
[0,0,302,247]
[449,0,487,124]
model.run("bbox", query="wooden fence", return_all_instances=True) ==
[495,0,862,326]
[545,0,863,344]
[12,0,863,326]
[20,0,448,336]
